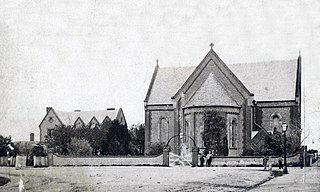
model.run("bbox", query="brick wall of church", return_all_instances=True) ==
[149,110,175,145]
[256,103,300,137]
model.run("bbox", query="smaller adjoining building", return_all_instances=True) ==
[39,107,126,142]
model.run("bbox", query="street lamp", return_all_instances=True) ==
[282,120,288,174]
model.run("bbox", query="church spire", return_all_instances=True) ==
[299,50,301,58]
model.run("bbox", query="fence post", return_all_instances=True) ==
[47,148,54,166]
[192,147,198,167]
[163,147,170,166]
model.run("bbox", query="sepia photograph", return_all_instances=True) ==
[0,0,319,191]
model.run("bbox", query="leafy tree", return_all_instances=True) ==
[45,125,74,155]
[29,144,47,157]
[149,142,165,155]
[46,120,131,156]
[68,138,92,155]
[14,141,36,156]
[88,123,109,155]
[202,110,228,156]
[265,131,297,156]
[105,120,131,155]
[129,124,145,155]
[0,135,13,156]
[0,135,18,157]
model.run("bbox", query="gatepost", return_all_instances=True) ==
[192,147,198,167]
[47,148,54,166]
[163,147,170,166]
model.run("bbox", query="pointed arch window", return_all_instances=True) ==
[270,114,281,134]
[230,118,237,148]
[158,117,170,142]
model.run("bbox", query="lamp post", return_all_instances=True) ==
[282,120,288,174]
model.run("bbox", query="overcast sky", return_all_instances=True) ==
[0,0,319,149]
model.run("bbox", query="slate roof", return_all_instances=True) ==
[55,109,119,125]
[146,59,298,104]
[228,60,298,101]
[147,66,195,104]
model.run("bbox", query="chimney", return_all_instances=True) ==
[46,107,53,113]
[74,110,81,112]
[30,133,34,142]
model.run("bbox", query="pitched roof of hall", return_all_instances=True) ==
[146,59,298,104]
[55,108,120,125]
[147,66,196,104]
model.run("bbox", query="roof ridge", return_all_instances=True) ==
[228,59,296,65]
[159,66,195,69]
[55,109,118,113]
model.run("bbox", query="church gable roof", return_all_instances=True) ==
[145,48,299,104]
[228,59,298,101]
[173,49,252,100]
[147,66,195,104]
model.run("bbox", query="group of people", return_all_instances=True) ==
[263,156,284,170]
[199,150,214,167]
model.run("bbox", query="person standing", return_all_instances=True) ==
[278,158,283,169]
[268,156,272,171]
[299,154,304,169]
[206,151,213,167]
[199,153,205,167]
[263,156,268,170]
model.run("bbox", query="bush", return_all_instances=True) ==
[29,144,47,157]
[149,142,166,155]
[68,138,92,155]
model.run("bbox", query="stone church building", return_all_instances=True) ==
[144,45,301,156]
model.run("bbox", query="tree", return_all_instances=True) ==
[0,135,13,156]
[45,125,74,155]
[68,138,92,155]
[45,120,131,156]
[202,110,228,156]
[129,124,145,155]
[265,131,298,156]
[105,120,131,155]
[149,142,165,155]
[29,144,47,157]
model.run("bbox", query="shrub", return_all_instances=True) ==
[149,142,166,155]
[68,138,92,156]
[29,144,47,157]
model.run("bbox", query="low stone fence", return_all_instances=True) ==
[34,156,49,167]
[0,156,15,167]
[51,154,163,166]
[210,154,300,167]
[0,157,8,166]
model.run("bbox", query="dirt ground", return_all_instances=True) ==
[0,166,274,192]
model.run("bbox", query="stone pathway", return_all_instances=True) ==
[250,167,320,192]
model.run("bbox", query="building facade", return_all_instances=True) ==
[144,46,301,156]
[39,107,126,142]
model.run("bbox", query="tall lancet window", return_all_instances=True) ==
[157,118,161,142]
[230,118,237,148]
[158,117,169,142]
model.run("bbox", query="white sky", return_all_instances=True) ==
[0,0,319,149]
